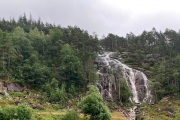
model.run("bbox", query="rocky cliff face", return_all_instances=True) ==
[95,52,152,103]
[95,52,153,120]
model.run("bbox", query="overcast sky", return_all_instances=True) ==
[0,0,180,38]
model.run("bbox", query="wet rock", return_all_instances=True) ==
[135,72,147,102]
[96,52,152,104]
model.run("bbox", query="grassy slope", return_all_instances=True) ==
[3,90,180,120]
[2,83,180,120]
[34,111,127,120]
[0,90,127,120]
[140,96,180,120]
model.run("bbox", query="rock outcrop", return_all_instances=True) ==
[95,52,153,120]
[0,81,23,100]
[0,81,23,92]
[95,52,152,103]
[7,83,23,92]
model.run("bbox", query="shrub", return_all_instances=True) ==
[78,85,111,120]
[16,104,32,120]
[60,110,80,120]
[0,104,32,120]
[0,107,16,120]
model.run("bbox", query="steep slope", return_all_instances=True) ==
[95,52,152,119]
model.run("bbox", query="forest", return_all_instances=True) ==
[0,14,180,119]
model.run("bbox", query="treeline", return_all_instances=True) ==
[100,28,180,100]
[0,15,99,105]
[1,14,180,103]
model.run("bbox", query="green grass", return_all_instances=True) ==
[4,89,180,120]
[140,97,180,120]
[0,90,128,120]
[34,111,127,120]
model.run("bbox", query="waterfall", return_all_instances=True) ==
[95,52,152,120]
[113,59,140,103]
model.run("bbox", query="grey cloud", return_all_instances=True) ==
[126,12,180,36]
[0,0,180,38]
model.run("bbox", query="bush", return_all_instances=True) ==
[60,110,80,120]
[0,104,32,120]
[0,107,16,120]
[78,85,111,120]
[16,104,32,120]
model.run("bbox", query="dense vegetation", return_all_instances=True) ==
[100,28,180,101]
[0,14,180,110]
[0,15,99,106]
[0,104,32,120]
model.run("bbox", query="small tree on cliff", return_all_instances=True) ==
[78,85,111,120]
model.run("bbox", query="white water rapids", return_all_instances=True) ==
[97,52,152,120]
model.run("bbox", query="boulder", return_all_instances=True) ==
[30,104,44,110]
[160,96,170,103]
[7,83,23,92]
[14,99,22,105]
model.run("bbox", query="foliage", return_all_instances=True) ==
[45,78,68,106]
[78,85,111,120]
[1,14,180,105]
[22,62,51,88]
[59,44,86,92]
[0,104,32,120]
[0,107,16,120]
[60,110,80,120]
[100,28,180,101]
[16,104,32,120]
[119,77,132,103]
[0,15,99,104]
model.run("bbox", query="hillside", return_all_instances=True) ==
[0,81,128,120]
[0,15,180,119]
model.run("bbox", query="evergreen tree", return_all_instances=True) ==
[59,44,85,92]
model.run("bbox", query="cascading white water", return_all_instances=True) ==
[113,59,140,103]
[141,72,152,103]
[98,52,152,103]
[97,52,152,120]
